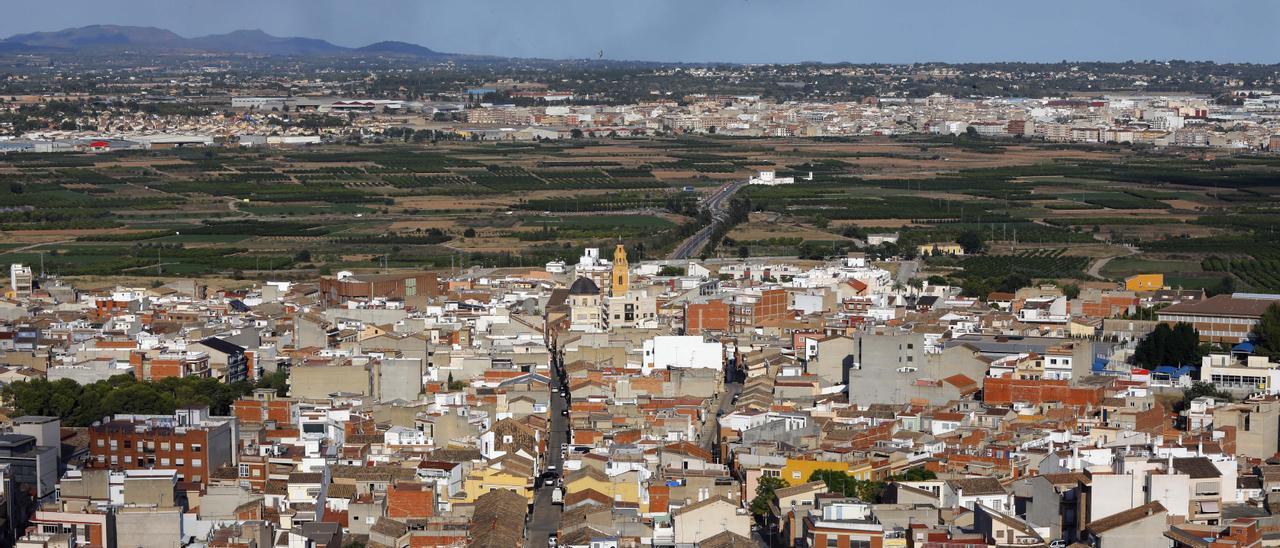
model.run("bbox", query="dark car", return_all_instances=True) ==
[539,470,560,484]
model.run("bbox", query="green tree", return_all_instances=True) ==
[893,467,937,482]
[1124,304,1166,321]
[657,265,686,277]
[1134,322,1203,368]
[1060,283,1081,300]
[256,368,289,397]
[809,469,885,503]
[1179,381,1233,411]
[956,231,986,255]
[1253,303,1280,360]
[996,273,1032,294]
[751,476,789,516]
[447,372,466,391]
[1207,276,1236,297]
[0,374,262,427]
[463,228,476,238]
[961,277,994,299]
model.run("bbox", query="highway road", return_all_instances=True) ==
[668,180,747,260]
[526,350,568,548]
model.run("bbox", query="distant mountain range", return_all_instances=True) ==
[0,25,454,58]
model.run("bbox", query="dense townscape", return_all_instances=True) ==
[2,243,1280,548]
[1,16,1280,548]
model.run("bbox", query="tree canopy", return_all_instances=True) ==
[1133,322,1202,368]
[1253,303,1280,360]
[956,231,986,254]
[1178,381,1233,412]
[1,371,287,427]
[808,467,936,504]
[751,476,789,516]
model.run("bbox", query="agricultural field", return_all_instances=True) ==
[0,136,1276,285]
[959,249,1091,280]
[1100,257,1203,279]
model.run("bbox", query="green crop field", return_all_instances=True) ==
[151,234,252,244]
[3,135,1279,278]
[959,249,1090,279]
[240,203,374,216]
[1100,257,1202,279]
[526,215,675,229]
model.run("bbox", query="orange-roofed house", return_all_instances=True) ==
[573,430,602,446]
[387,482,435,519]
[983,377,1105,408]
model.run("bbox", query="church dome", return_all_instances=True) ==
[568,277,600,295]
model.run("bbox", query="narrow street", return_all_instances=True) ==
[526,350,568,548]
[701,378,742,454]
[701,359,744,457]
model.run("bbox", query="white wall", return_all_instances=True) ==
[1089,474,1144,522]
[645,336,722,370]
[792,293,826,315]
[1148,474,1190,518]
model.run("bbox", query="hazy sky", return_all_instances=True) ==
[2,0,1277,64]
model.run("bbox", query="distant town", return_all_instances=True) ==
[3,85,1280,153]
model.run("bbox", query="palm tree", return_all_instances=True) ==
[907,278,924,294]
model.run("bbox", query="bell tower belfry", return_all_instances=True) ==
[611,244,629,296]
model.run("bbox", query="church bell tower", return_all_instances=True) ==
[611,244,629,296]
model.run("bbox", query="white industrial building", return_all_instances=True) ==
[748,170,795,186]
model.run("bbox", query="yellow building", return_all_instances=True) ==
[917,243,965,256]
[1124,273,1164,292]
[611,244,629,296]
[779,458,873,485]
[563,467,642,505]
[459,457,534,504]
[1069,317,1102,338]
